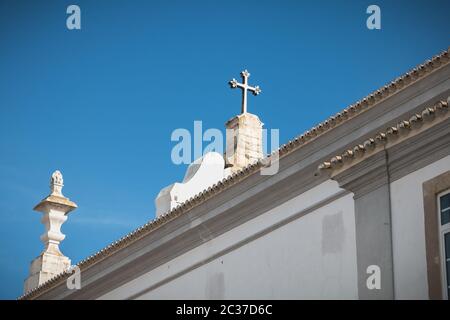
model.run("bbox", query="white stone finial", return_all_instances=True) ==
[228,69,261,114]
[24,170,77,294]
[50,170,64,196]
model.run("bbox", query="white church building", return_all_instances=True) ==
[20,48,450,300]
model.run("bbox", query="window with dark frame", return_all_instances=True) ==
[439,192,450,300]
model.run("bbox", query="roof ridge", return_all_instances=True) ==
[18,46,450,300]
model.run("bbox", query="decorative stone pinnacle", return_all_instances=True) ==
[228,69,262,114]
[34,170,77,254]
[24,170,77,294]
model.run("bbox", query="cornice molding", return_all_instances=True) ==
[333,151,389,198]
[319,98,449,173]
[327,99,450,197]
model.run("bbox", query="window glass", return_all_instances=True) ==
[446,232,450,257]
[445,233,450,299]
[441,193,450,226]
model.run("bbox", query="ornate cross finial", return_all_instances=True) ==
[50,170,64,196]
[229,70,261,114]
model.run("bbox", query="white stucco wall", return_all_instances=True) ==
[390,155,450,299]
[99,180,358,300]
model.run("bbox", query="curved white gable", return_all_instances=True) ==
[155,152,228,217]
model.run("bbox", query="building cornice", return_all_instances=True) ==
[318,98,449,178]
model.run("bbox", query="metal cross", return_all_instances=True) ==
[228,70,261,114]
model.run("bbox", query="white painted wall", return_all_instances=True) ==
[99,180,358,300]
[390,155,450,299]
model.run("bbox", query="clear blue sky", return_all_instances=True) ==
[0,0,448,299]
